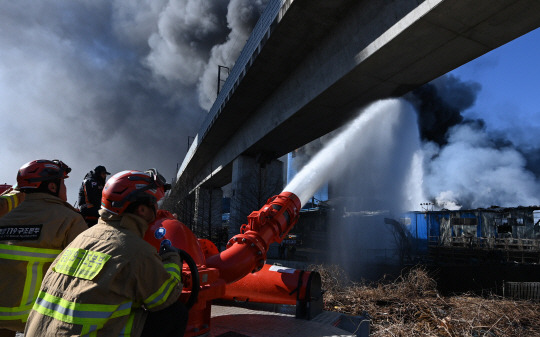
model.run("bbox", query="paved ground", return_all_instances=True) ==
[209,304,369,337]
[15,305,369,337]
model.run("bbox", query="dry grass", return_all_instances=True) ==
[309,265,540,336]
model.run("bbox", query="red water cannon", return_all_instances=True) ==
[205,191,301,283]
[144,191,322,336]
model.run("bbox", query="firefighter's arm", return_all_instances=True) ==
[139,250,183,312]
[0,197,8,217]
[0,190,24,217]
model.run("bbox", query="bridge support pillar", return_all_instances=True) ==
[193,186,223,240]
[230,155,283,236]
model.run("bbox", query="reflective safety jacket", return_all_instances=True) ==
[0,193,88,332]
[0,190,24,218]
[24,210,183,337]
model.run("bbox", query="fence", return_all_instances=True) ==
[503,282,540,301]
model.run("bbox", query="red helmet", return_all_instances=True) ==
[17,159,71,189]
[101,169,170,215]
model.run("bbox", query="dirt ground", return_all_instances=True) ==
[310,264,540,337]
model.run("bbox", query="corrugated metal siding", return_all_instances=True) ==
[404,208,540,243]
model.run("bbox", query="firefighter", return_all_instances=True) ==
[25,169,187,337]
[0,160,88,337]
[78,165,110,227]
[0,187,24,218]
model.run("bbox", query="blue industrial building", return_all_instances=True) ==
[399,206,540,261]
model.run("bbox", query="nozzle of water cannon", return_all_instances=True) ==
[245,191,301,241]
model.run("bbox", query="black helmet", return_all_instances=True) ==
[94,165,111,175]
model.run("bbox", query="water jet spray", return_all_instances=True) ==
[143,99,411,335]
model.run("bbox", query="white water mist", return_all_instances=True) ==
[284,99,423,209]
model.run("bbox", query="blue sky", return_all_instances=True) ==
[449,27,540,149]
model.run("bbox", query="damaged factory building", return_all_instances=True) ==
[397,206,540,299]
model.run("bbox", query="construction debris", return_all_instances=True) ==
[310,265,540,336]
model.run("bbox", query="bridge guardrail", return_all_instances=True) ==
[197,0,292,142]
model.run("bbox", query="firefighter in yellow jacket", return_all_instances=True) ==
[0,186,24,218]
[0,160,88,337]
[25,169,187,337]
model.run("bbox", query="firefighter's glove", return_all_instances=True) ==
[159,241,178,257]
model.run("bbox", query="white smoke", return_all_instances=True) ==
[291,94,540,214]
[423,123,540,209]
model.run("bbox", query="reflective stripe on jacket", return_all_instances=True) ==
[0,191,23,217]
[33,291,133,336]
[0,193,88,331]
[24,211,183,337]
[0,244,61,322]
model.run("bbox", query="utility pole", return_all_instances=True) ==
[217,65,230,96]
[187,136,195,152]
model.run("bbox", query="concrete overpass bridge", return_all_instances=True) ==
[169,0,540,234]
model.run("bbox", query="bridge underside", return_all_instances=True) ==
[170,0,540,228]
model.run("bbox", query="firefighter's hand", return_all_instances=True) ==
[159,241,178,256]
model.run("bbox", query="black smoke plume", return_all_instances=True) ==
[0,0,268,204]
[404,74,480,146]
